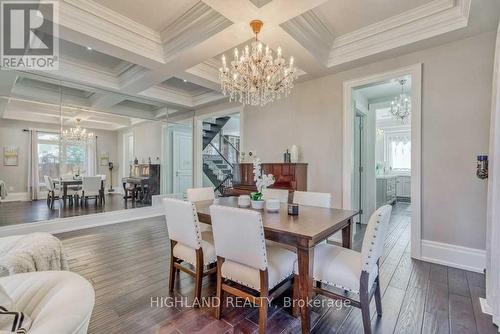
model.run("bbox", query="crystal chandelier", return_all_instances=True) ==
[219,20,298,106]
[390,79,411,122]
[61,118,94,144]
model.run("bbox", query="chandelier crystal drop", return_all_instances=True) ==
[219,20,298,106]
[61,118,94,144]
[390,79,411,123]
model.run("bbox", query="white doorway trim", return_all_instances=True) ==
[342,63,422,259]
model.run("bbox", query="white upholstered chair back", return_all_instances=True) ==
[163,198,202,250]
[187,187,215,202]
[209,205,268,271]
[44,175,54,191]
[293,191,332,208]
[262,188,289,203]
[361,205,392,272]
[82,176,101,195]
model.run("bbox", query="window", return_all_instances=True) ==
[123,132,134,177]
[386,132,411,171]
[37,132,86,184]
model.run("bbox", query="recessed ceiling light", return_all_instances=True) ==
[183,79,187,83]
[86,46,92,51]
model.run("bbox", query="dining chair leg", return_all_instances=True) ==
[374,279,382,317]
[50,191,55,210]
[258,269,269,334]
[215,257,224,320]
[359,271,372,334]
[46,192,51,207]
[169,241,177,293]
[194,248,204,307]
[292,274,300,318]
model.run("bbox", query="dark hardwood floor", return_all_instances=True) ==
[0,194,149,227]
[56,203,497,334]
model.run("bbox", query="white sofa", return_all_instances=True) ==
[0,271,95,334]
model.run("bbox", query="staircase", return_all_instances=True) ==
[203,116,230,150]
[202,116,238,195]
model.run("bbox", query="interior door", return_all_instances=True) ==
[173,131,192,196]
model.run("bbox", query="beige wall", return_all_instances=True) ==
[0,118,119,193]
[243,31,496,250]
[116,121,164,180]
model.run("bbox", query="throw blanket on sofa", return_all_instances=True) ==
[0,180,7,200]
[0,233,69,276]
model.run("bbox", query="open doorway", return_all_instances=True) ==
[343,64,421,259]
[199,112,240,196]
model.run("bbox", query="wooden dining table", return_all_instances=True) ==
[194,197,358,334]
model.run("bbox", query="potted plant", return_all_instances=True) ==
[250,158,275,209]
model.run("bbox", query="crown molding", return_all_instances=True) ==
[60,0,165,64]
[161,2,232,59]
[327,0,471,67]
[49,58,121,91]
[192,91,225,106]
[140,85,195,108]
[186,61,220,84]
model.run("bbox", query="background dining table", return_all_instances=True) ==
[55,178,104,205]
[194,196,358,334]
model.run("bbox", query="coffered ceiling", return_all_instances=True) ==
[0,0,499,123]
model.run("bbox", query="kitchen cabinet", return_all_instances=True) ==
[396,176,411,198]
[376,176,396,208]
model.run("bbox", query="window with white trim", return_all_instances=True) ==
[385,132,411,171]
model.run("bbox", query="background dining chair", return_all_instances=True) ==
[210,205,297,334]
[44,175,59,209]
[292,190,342,243]
[80,176,102,206]
[187,187,215,202]
[292,190,332,208]
[292,205,392,334]
[163,198,217,303]
[262,188,289,203]
[187,187,215,232]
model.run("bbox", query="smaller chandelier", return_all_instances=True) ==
[219,20,298,106]
[62,118,94,144]
[390,79,411,123]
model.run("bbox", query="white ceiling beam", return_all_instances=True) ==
[260,25,326,76]
[90,93,127,109]
[0,71,18,117]
[258,0,329,24]
[177,70,221,92]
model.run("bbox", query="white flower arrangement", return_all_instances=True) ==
[251,157,275,200]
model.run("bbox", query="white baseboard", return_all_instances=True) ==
[0,192,31,202]
[421,239,486,273]
[0,206,165,237]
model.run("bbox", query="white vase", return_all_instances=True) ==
[251,199,265,210]
[290,145,299,163]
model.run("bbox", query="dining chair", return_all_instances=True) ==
[262,188,289,203]
[187,187,215,232]
[186,187,215,202]
[292,190,342,243]
[80,176,103,206]
[44,175,59,209]
[163,197,217,304]
[292,205,392,334]
[292,190,332,208]
[96,174,106,204]
[210,205,297,334]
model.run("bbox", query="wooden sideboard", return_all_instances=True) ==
[224,163,307,196]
